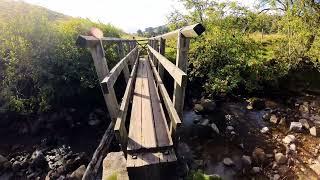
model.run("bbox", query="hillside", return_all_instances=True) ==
[0,0,68,21]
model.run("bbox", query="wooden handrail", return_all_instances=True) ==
[147,52,182,131]
[76,35,136,48]
[114,50,140,153]
[100,47,138,94]
[149,23,205,40]
[147,45,187,87]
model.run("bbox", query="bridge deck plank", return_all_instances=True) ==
[127,57,176,168]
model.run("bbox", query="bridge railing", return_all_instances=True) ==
[147,23,205,134]
[76,35,139,180]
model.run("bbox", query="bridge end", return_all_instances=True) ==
[193,23,206,36]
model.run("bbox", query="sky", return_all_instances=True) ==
[23,0,256,33]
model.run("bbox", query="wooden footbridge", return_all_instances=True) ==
[76,23,205,179]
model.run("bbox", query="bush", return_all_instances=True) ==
[0,5,122,114]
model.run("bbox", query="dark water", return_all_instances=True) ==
[181,102,275,179]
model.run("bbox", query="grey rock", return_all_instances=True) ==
[241,155,252,166]
[310,126,320,137]
[31,150,47,169]
[70,165,86,180]
[282,135,295,144]
[289,122,302,132]
[252,167,261,173]
[252,148,265,163]
[0,155,8,166]
[273,174,281,180]
[102,152,129,180]
[200,119,210,126]
[226,126,234,131]
[210,123,220,134]
[223,158,234,166]
[299,119,310,129]
[270,115,278,124]
[260,127,269,134]
[289,144,296,152]
[275,153,287,165]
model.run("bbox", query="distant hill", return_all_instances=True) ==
[0,0,69,21]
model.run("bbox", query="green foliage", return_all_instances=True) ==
[169,0,320,96]
[0,1,122,114]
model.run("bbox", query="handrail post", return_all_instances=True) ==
[89,43,119,121]
[158,38,166,80]
[118,42,130,83]
[153,39,159,68]
[173,32,190,118]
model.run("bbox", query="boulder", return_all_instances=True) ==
[226,126,234,131]
[282,135,295,144]
[200,99,216,112]
[252,167,261,173]
[275,153,287,165]
[194,104,204,114]
[70,165,86,180]
[195,99,216,113]
[273,174,281,180]
[30,150,48,169]
[0,155,8,167]
[310,162,320,176]
[289,122,302,132]
[270,115,278,124]
[310,126,320,137]
[250,98,266,110]
[102,152,129,180]
[200,119,210,126]
[252,148,265,163]
[210,123,220,134]
[260,127,269,134]
[279,117,286,125]
[289,144,296,152]
[299,119,310,129]
[223,158,234,166]
[241,155,252,166]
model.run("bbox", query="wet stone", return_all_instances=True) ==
[241,155,252,166]
[310,126,320,137]
[289,122,302,132]
[282,135,295,144]
[252,167,261,173]
[260,127,269,134]
[270,115,278,124]
[299,119,310,129]
[223,158,234,166]
[275,153,287,165]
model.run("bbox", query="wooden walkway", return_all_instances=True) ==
[127,57,175,167]
[76,23,205,179]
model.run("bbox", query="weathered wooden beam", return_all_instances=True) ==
[173,33,190,118]
[158,38,166,79]
[101,47,138,94]
[89,43,119,120]
[82,121,115,180]
[118,42,130,83]
[148,45,187,87]
[147,53,182,131]
[76,35,136,48]
[114,50,140,153]
[149,23,205,40]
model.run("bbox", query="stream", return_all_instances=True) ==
[180,95,320,179]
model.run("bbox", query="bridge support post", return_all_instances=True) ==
[89,43,119,120]
[118,42,130,83]
[158,38,166,80]
[173,32,190,118]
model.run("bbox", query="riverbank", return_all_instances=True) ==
[180,94,320,179]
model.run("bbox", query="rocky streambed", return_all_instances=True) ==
[0,108,113,180]
[179,95,320,179]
